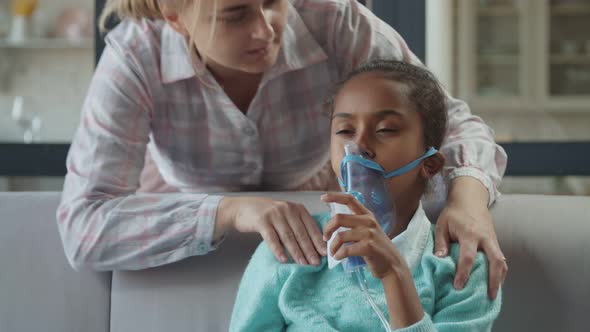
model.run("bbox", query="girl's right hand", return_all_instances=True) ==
[216,196,327,265]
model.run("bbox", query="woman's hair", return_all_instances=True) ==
[99,0,164,32]
[98,0,218,73]
[326,59,448,150]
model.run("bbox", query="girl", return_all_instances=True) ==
[230,59,501,331]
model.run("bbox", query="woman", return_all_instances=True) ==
[56,0,507,299]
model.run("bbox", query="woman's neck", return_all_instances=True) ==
[207,60,263,114]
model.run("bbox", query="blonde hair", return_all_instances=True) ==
[99,0,219,86]
[99,0,164,33]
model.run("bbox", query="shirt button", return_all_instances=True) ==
[197,242,209,253]
[245,162,258,172]
[243,126,256,137]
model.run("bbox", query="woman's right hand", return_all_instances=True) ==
[215,196,327,265]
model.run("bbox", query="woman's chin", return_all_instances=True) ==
[238,52,280,73]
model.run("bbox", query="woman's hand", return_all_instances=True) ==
[321,192,407,279]
[215,196,326,265]
[434,177,508,300]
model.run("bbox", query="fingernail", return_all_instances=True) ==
[311,256,320,266]
[279,255,288,263]
[454,279,465,289]
[435,250,445,257]
[323,235,327,242]
[299,258,308,265]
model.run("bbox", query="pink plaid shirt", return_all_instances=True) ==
[57,0,507,271]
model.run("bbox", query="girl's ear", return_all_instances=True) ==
[420,151,445,180]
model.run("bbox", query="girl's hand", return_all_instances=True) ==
[216,196,327,265]
[321,192,408,279]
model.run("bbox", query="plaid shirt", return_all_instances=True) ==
[57,0,507,271]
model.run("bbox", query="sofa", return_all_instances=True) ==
[1,192,589,332]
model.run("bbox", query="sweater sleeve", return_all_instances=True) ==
[229,242,287,332]
[394,245,502,332]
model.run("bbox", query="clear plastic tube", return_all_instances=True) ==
[354,269,391,332]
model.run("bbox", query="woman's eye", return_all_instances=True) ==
[264,0,280,7]
[220,13,247,24]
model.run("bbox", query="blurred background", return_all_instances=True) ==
[0,0,589,195]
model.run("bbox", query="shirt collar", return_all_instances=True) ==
[160,23,195,84]
[159,2,328,85]
[391,202,432,273]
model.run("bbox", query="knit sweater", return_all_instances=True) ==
[230,207,501,332]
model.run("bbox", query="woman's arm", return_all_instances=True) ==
[57,41,222,271]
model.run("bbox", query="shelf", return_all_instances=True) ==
[477,54,519,65]
[0,38,93,50]
[550,3,590,15]
[477,6,518,16]
[550,54,590,65]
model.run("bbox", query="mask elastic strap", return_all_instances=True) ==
[339,155,386,188]
[338,147,438,187]
[383,147,438,179]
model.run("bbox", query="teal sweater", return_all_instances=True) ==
[230,213,501,331]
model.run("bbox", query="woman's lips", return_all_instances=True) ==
[246,45,272,57]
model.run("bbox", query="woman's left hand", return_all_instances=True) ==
[321,192,407,279]
[434,177,508,300]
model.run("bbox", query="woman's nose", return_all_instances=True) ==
[251,9,275,41]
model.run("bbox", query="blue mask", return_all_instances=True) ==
[335,142,438,272]
[339,146,438,189]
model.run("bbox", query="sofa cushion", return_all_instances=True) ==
[110,193,590,332]
[0,192,111,332]
[110,192,329,332]
[492,194,590,332]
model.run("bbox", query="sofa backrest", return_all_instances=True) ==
[109,193,590,332]
[0,192,111,332]
[1,192,589,332]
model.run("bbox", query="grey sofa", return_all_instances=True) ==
[1,192,589,332]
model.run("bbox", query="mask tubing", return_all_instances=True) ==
[355,269,391,332]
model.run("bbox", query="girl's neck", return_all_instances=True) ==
[387,199,421,240]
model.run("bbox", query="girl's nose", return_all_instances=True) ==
[356,137,376,159]
[361,149,375,159]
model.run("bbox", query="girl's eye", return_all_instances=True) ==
[335,129,354,135]
[377,128,398,134]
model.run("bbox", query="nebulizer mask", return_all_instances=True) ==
[327,141,438,331]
